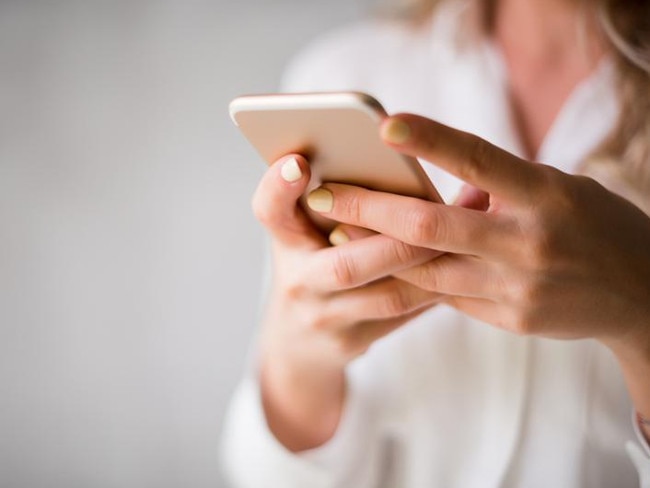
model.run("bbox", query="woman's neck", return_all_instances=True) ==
[491,0,606,158]
[493,0,605,68]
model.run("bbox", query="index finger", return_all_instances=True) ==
[380,114,543,201]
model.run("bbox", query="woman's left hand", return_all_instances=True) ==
[306,113,650,351]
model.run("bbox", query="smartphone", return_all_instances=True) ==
[229,91,443,232]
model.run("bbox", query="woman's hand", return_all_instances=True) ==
[306,113,650,349]
[253,154,443,451]
[307,113,650,437]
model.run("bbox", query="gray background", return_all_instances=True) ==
[0,1,374,486]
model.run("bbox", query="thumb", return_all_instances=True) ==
[252,154,326,250]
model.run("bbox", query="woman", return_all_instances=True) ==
[221,0,650,486]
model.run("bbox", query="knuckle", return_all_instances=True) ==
[406,206,440,245]
[330,250,359,289]
[306,309,330,332]
[576,174,606,197]
[288,291,332,333]
[332,331,368,359]
[505,278,548,335]
[389,240,421,266]
[282,264,313,299]
[546,169,580,209]
[529,164,558,195]
[379,287,413,317]
[520,171,599,270]
[518,202,562,269]
[536,168,587,220]
[284,280,308,302]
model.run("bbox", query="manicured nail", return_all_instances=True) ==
[307,188,333,213]
[328,227,350,246]
[381,118,411,145]
[280,157,302,182]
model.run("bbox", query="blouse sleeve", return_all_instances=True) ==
[219,363,385,488]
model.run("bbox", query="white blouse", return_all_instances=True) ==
[221,5,650,487]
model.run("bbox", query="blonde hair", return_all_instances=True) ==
[385,0,650,211]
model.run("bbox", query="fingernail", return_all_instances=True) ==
[381,118,411,145]
[307,188,333,213]
[280,157,302,182]
[328,227,349,246]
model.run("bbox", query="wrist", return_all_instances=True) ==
[258,341,346,451]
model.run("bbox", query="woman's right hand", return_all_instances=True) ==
[254,154,441,451]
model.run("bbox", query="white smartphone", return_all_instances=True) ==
[229,91,443,232]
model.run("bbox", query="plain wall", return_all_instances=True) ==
[0,1,372,486]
